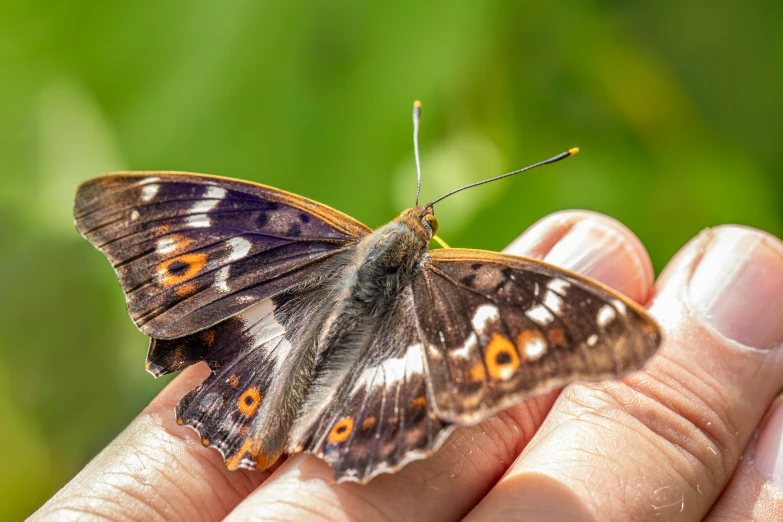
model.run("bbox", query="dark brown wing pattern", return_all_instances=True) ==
[74,172,370,339]
[414,249,661,424]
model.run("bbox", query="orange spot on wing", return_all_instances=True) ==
[547,328,565,345]
[255,451,276,469]
[166,234,194,255]
[485,334,521,381]
[227,374,240,389]
[362,416,377,430]
[237,387,262,416]
[176,417,184,425]
[225,437,260,470]
[327,417,354,444]
[201,437,209,446]
[157,253,208,287]
[224,436,278,471]
[200,329,216,346]
[175,282,197,298]
[468,362,487,382]
[409,396,427,412]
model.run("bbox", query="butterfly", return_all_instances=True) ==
[73,102,661,484]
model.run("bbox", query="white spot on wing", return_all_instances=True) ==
[522,336,547,360]
[156,237,178,255]
[543,291,564,314]
[215,266,230,291]
[587,334,598,346]
[240,299,292,371]
[404,343,424,377]
[191,186,227,213]
[547,278,571,296]
[471,304,499,332]
[451,333,477,359]
[141,184,159,202]
[613,299,627,315]
[205,185,227,199]
[356,343,424,388]
[226,237,252,262]
[130,210,140,220]
[186,214,211,228]
[526,304,554,325]
[597,305,616,327]
[215,237,252,292]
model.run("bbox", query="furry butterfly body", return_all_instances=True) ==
[74,171,661,483]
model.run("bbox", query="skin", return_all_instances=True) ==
[32,210,783,522]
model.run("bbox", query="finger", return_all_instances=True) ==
[705,395,783,521]
[31,364,268,522]
[222,211,655,522]
[507,209,654,301]
[465,225,783,521]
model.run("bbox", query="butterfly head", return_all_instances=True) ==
[396,205,437,243]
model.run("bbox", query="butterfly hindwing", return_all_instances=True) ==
[414,248,661,424]
[74,172,370,339]
[173,279,334,471]
[293,286,452,483]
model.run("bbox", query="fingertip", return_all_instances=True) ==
[505,210,655,304]
[656,225,783,350]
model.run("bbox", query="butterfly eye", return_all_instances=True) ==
[423,214,438,236]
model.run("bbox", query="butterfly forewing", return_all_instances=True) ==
[74,173,370,339]
[414,249,661,424]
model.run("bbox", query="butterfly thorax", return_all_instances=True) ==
[351,210,431,302]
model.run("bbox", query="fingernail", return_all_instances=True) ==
[754,399,783,489]
[541,220,648,299]
[688,227,783,349]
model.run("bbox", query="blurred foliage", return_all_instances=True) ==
[1,0,781,518]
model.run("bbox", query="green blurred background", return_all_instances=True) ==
[1,1,781,518]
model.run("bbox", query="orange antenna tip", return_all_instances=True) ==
[413,100,422,109]
[568,147,580,155]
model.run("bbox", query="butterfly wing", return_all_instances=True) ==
[414,248,662,424]
[74,172,370,339]
[169,279,336,471]
[292,286,452,484]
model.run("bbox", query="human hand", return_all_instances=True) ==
[31,210,783,521]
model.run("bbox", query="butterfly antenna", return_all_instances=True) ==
[413,100,423,206]
[426,147,580,207]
